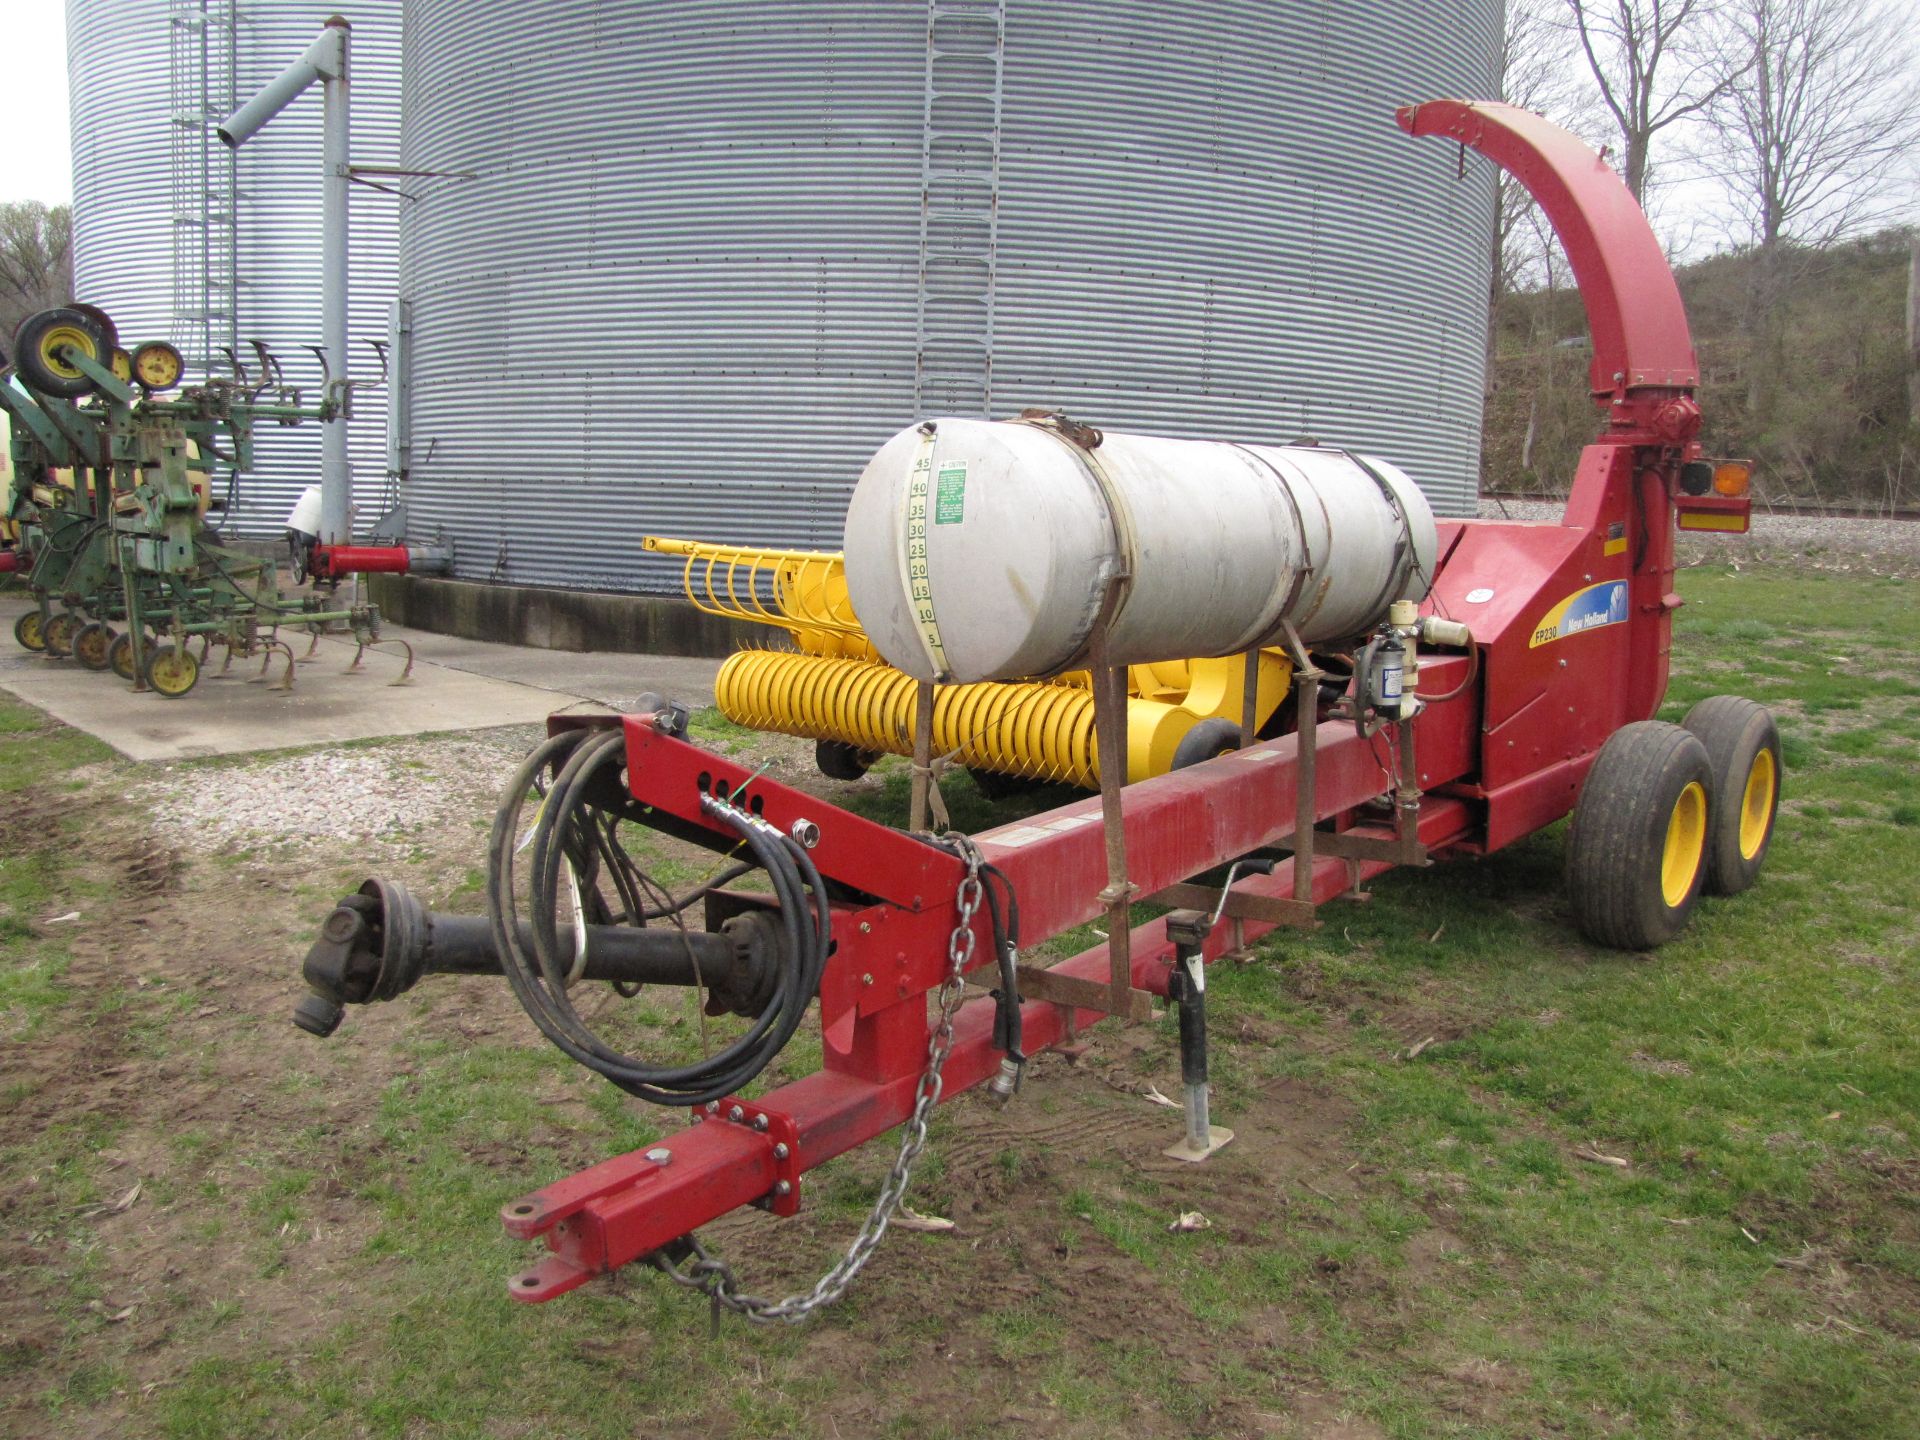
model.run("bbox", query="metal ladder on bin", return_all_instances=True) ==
[914,0,1007,421]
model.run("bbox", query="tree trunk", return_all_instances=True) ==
[1747,243,1784,419]
[1908,235,1920,428]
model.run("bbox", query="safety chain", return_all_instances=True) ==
[652,834,986,1325]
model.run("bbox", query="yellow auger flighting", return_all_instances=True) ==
[645,535,1297,789]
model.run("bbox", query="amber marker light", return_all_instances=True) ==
[1713,461,1752,497]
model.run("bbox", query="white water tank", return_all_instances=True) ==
[843,417,1436,684]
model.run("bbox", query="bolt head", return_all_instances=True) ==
[774,1180,792,1196]
[728,1105,744,1122]
[773,1143,790,1160]
[751,1113,769,1131]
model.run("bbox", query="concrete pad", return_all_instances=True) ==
[373,621,724,713]
[0,597,723,763]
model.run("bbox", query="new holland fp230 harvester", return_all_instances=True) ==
[293,101,1778,1325]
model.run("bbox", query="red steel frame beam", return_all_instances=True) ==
[504,658,1474,1300]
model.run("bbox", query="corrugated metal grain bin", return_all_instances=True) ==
[399,0,1499,594]
[67,0,402,535]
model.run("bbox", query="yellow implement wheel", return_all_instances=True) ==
[12,308,111,398]
[1660,781,1708,907]
[1566,721,1714,950]
[13,609,46,652]
[41,611,76,657]
[132,341,185,391]
[145,644,200,699]
[72,621,114,672]
[107,631,137,681]
[1682,695,1782,895]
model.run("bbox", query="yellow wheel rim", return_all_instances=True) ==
[37,325,99,380]
[18,612,44,649]
[1661,780,1707,908]
[75,626,109,667]
[1739,748,1777,860]
[149,649,197,696]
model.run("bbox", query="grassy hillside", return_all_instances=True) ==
[1486,229,1918,508]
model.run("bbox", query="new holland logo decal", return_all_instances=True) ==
[1530,580,1629,648]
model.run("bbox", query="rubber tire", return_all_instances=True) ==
[41,611,76,657]
[14,610,46,652]
[145,644,200,699]
[1566,720,1714,951]
[12,307,110,399]
[107,631,137,681]
[1171,716,1244,771]
[1682,695,1781,896]
[815,739,875,781]
[67,301,121,356]
[72,621,113,672]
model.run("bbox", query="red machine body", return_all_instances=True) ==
[480,102,1750,1302]
[0,550,20,575]
[308,543,410,578]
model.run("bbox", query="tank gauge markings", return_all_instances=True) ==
[901,431,950,678]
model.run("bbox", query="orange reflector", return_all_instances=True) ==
[1712,462,1751,496]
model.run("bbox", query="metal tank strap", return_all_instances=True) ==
[1227,442,1318,639]
[1009,410,1136,675]
[1339,450,1423,625]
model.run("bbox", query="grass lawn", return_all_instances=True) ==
[2,563,1915,1438]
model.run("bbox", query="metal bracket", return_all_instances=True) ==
[1304,830,1429,867]
[1014,966,1157,1022]
[1145,882,1318,930]
[703,1099,802,1216]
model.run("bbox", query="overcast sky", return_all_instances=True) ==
[1,8,71,205]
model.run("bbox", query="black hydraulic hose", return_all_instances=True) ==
[486,727,830,1107]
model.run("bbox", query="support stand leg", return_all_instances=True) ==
[1162,932,1233,1161]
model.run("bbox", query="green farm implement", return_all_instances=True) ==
[2,304,401,698]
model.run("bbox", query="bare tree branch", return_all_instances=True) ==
[1704,0,1920,252]
[1562,0,1751,201]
